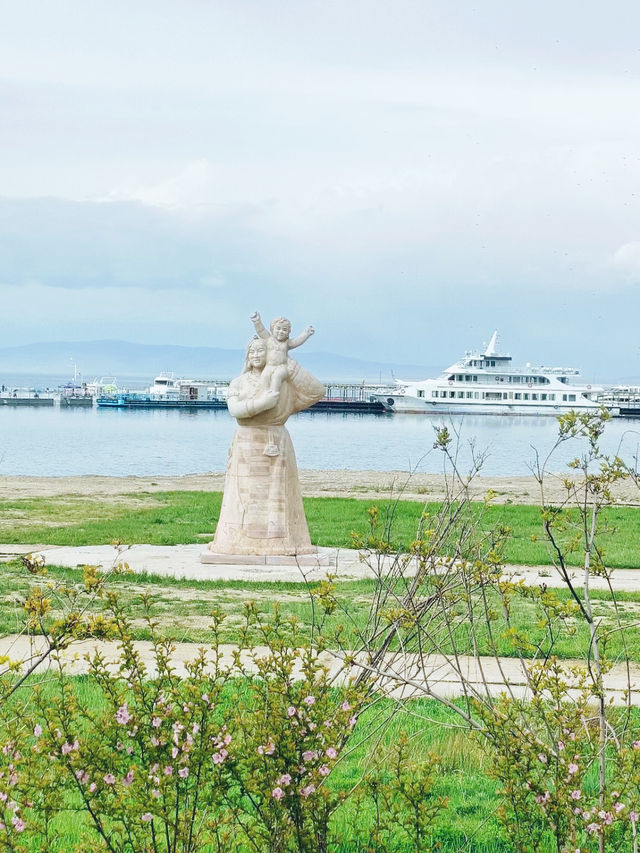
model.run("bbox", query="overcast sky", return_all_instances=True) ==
[2,0,640,378]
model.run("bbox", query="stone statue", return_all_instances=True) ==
[202,318,326,564]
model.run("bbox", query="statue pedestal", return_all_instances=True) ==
[200,549,332,567]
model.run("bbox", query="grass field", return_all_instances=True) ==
[3,489,640,850]
[2,490,640,568]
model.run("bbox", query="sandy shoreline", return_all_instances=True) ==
[1,471,638,505]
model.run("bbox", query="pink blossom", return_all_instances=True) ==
[115,704,131,725]
[202,693,209,702]
[33,725,42,738]
[264,741,275,755]
[302,750,315,762]
[633,741,640,750]
[614,802,626,813]
[224,734,232,745]
[571,790,581,800]
[89,783,97,793]
[212,752,224,764]
[278,774,292,786]
[557,740,565,751]
[163,766,173,776]
[123,769,134,787]
[304,696,316,706]
[319,765,330,776]
[535,792,550,805]
[300,784,316,798]
[141,812,153,822]
[178,767,189,779]
[152,717,162,728]
[171,747,179,759]
[272,787,284,800]
[325,747,338,759]
[151,736,160,747]
[287,706,296,717]
[341,701,351,711]
[11,816,25,833]
[586,823,600,835]
[103,774,116,785]
[538,753,547,764]
[349,716,357,730]
[61,742,74,755]
[630,811,639,823]
[152,789,161,798]
[612,791,620,798]
[568,762,579,775]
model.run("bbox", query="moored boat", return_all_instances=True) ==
[375,332,605,415]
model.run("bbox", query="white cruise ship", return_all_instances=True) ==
[375,332,604,415]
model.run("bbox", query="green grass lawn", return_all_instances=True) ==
[2,491,640,568]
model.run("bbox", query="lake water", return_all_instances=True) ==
[2,406,640,478]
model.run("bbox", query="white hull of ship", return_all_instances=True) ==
[376,397,604,416]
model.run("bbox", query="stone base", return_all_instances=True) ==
[200,549,333,567]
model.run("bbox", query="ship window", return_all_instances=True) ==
[417,390,424,398]
[541,393,547,401]
[503,392,508,399]
[448,375,455,381]
[432,391,438,398]
[457,391,464,398]
[569,394,576,402]
[473,375,477,382]
[457,375,463,381]
[465,375,470,381]
[508,392,513,399]
[549,394,555,401]
[466,392,472,398]
[562,394,567,401]
[524,393,529,400]
[474,392,479,399]
[449,391,455,398]
[515,393,521,400]
[532,393,538,401]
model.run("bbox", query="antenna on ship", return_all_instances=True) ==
[484,330,499,357]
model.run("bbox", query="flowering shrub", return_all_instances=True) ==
[478,660,640,852]
[0,590,448,851]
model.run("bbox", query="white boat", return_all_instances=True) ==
[375,332,604,415]
[149,373,229,402]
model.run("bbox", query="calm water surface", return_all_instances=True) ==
[2,407,640,478]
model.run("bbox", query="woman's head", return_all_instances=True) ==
[244,336,267,372]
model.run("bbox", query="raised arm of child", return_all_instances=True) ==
[288,325,314,350]
[250,311,270,340]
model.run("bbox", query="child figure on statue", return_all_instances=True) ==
[250,311,315,456]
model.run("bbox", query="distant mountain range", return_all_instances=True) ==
[0,340,438,384]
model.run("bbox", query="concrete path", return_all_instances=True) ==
[2,634,640,705]
[1,543,639,590]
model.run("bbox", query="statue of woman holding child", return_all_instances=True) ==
[203,313,325,560]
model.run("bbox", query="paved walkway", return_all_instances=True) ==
[1,543,639,590]
[2,634,640,705]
